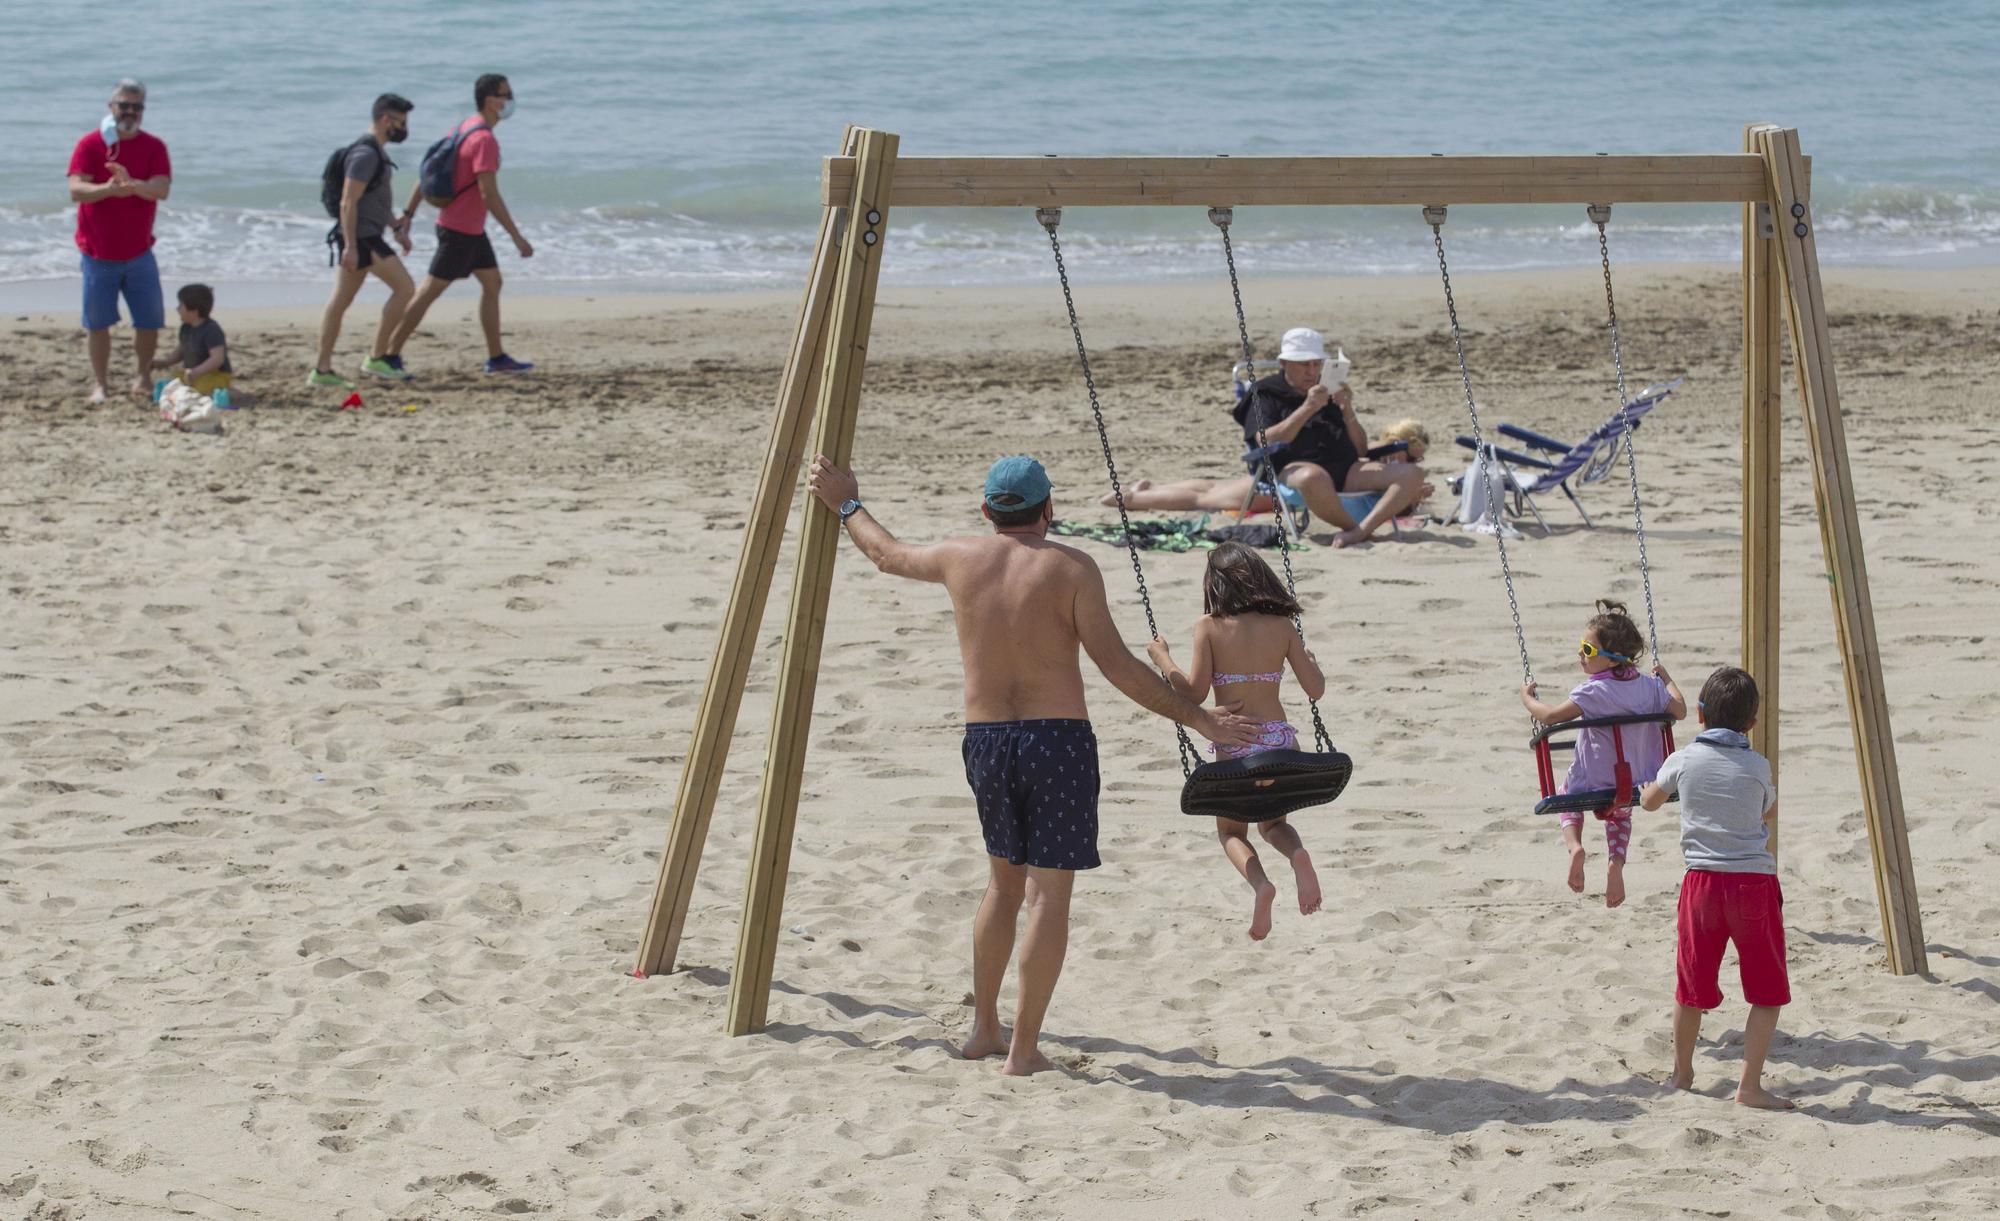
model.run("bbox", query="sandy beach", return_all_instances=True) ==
[3,264,1998,1219]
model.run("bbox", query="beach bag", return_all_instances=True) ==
[419,121,488,208]
[1456,456,1521,538]
[157,379,223,435]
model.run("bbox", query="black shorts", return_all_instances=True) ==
[962,719,1100,870]
[1281,458,1355,493]
[429,226,498,281]
[334,233,397,270]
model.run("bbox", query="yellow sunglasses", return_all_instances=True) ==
[1579,637,1635,665]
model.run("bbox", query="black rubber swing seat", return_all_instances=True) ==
[1181,749,1354,823]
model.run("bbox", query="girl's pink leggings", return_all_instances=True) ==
[1560,807,1633,862]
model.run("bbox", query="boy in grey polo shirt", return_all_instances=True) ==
[1640,666,1793,1110]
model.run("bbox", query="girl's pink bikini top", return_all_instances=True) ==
[1213,670,1283,685]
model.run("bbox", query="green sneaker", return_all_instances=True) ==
[307,368,356,390]
[361,356,411,381]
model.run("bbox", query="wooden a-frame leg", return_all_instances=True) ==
[631,128,858,980]
[1754,125,1925,976]
[727,128,900,1035]
[1741,122,1784,860]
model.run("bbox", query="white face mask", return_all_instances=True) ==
[498,99,516,120]
[100,114,121,145]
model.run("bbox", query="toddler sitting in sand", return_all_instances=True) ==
[154,283,232,397]
[1520,599,1686,906]
[1148,542,1326,940]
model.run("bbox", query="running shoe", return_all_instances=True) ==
[306,368,356,389]
[362,356,412,380]
[483,353,535,375]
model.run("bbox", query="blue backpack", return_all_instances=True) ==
[418,121,488,208]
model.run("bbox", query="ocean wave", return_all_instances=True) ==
[6,190,1998,293]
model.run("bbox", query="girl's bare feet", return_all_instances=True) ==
[1605,860,1626,908]
[1668,1069,1695,1091]
[1249,880,1276,940]
[87,383,109,405]
[1294,858,1322,916]
[1736,1083,1795,1110]
[960,1024,1008,1060]
[1566,845,1587,893]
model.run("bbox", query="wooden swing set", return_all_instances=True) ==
[632,124,1925,1036]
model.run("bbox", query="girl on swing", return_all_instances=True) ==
[1520,599,1687,907]
[1148,542,1326,940]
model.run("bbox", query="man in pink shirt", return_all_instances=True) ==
[66,78,173,404]
[384,73,535,375]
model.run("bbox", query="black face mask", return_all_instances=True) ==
[386,124,408,144]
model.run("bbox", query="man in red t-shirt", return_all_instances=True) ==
[67,78,173,404]
[384,73,536,376]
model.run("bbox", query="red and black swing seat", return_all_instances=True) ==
[1530,712,1676,817]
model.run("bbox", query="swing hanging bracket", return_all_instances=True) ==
[1423,204,1448,227]
[1035,207,1062,232]
[1207,206,1233,230]
[1587,202,1612,226]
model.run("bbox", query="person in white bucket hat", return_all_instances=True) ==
[1233,325,1430,547]
[1106,326,1431,546]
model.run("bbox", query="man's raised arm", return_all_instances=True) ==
[1072,559,1256,747]
[807,454,953,583]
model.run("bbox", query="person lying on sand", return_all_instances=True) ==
[806,452,1258,1076]
[1102,415,1436,535]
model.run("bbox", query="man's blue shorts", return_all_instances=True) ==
[80,250,164,331]
[962,719,1100,871]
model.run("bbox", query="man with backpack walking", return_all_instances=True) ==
[384,73,534,375]
[310,93,417,389]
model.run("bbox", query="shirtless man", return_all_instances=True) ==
[807,452,1257,1076]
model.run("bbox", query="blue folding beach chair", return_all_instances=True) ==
[1452,378,1683,533]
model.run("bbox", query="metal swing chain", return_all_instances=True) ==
[1591,205,1662,662]
[1427,207,1536,697]
[1213,207,1333,754]
[1040,209,1197,777]
[1212,208,1257,371]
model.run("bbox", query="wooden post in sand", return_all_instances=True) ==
[630,128,858,980]
[1753,124,1927,975]
[727,128,899,1035]
[1739,123,1784,860]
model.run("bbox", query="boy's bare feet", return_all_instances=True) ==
[1101,479,1151,507]
[1566,845,1587,893]
[960,1024,1008,1060]
[1667,1068,1695,1091]
[87,383,108,405]
[1294,859,1322,916]
[1605,860,1626,908]
[1736,1083,1795,1110]
[1249,880,1277,941]
[1331,528,1368,548]
[1000,1049,1058,1076]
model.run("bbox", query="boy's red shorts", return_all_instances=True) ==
[1676,869,1790,1010]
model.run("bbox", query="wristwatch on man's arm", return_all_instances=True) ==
[836,498,864,525]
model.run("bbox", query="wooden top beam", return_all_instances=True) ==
[820,153,1801,208]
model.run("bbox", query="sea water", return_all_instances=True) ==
[4,0,1997,304]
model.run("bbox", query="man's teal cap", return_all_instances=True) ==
[983,455,1051,512]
